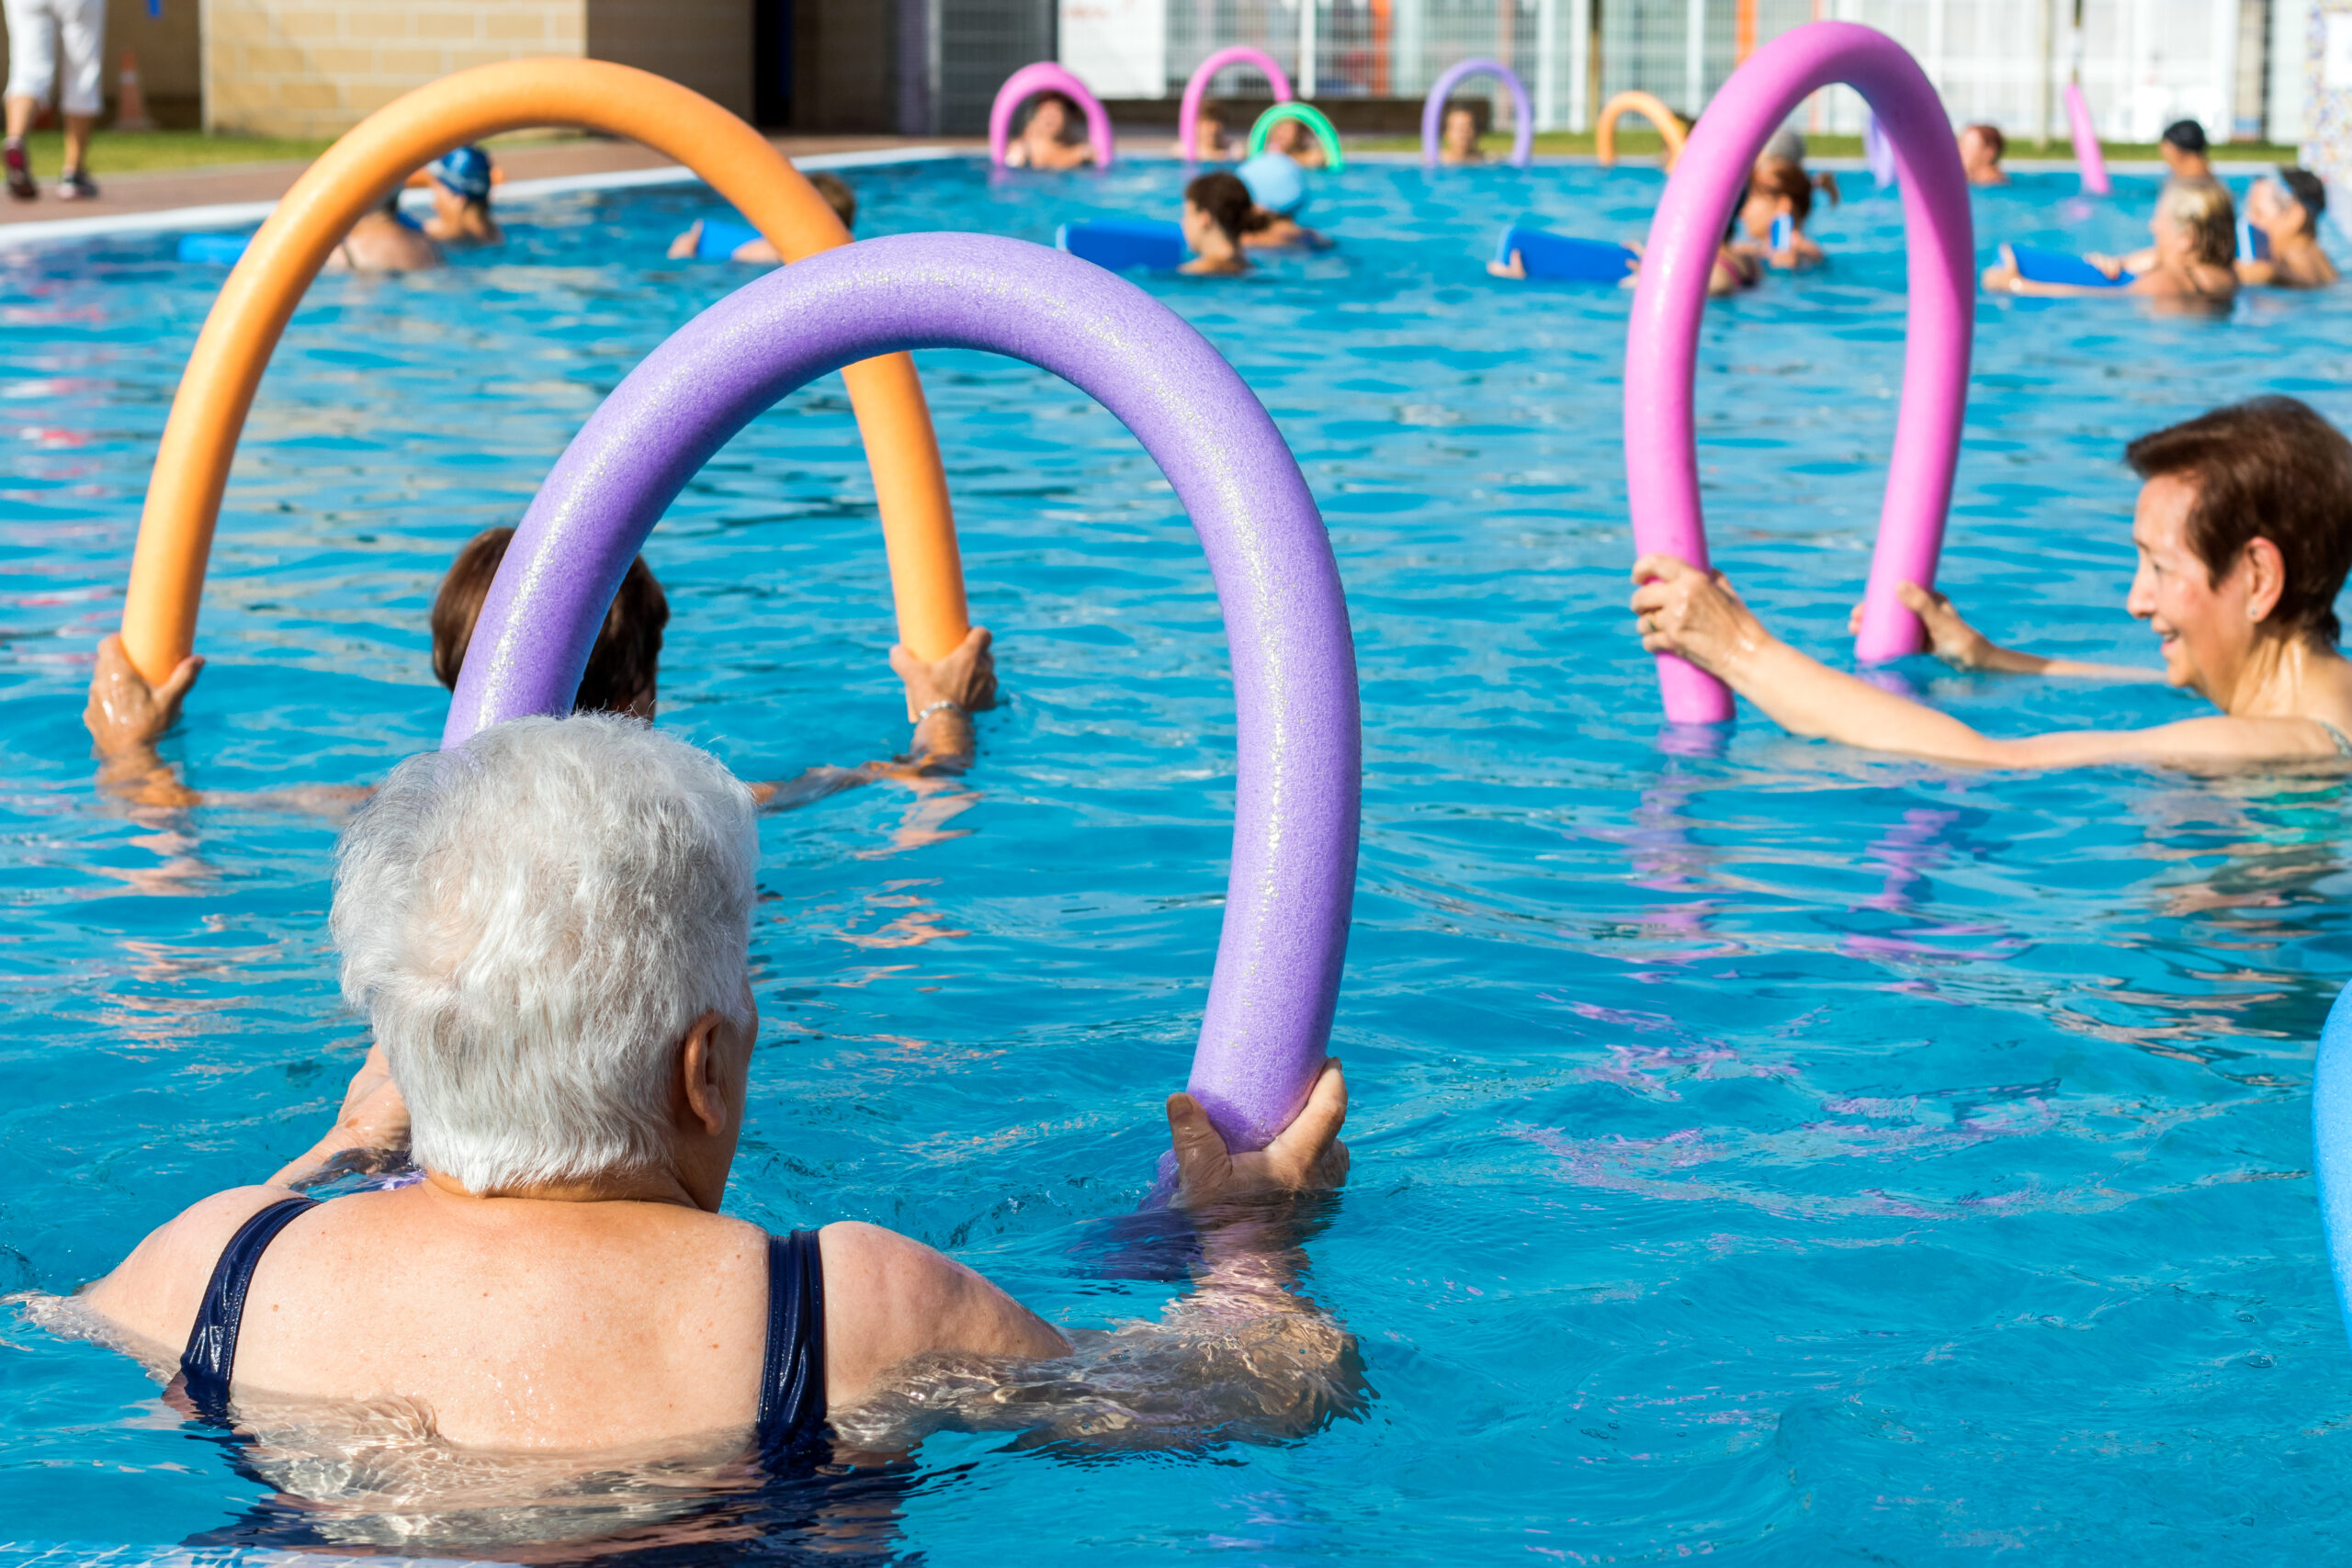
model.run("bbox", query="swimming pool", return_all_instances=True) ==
[5,151,2352,1562]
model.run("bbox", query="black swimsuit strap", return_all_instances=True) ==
[178,1195,320,1424]
[755,1229,830,1462]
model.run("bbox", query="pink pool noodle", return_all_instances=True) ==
[2064,82,2110,196]
[1421,58,1535,168]
[1623,21,1974,723]
[1178,46,1292,162]
[442,232,1361,1159]
[989,62,1116,170]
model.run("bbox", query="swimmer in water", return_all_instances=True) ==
[1606,208,1758,295]
[667,171,856,265]
[2237,167,2339,289]
[1002,90,1098,170]
[1235,151,1328,249]
[1439,104,1485,165]
[1734,157,1826,270]
[323,190,440,273]
[1983,178,2238,308]
[1178,170,1254,275]
[421,145,500,246]
[65,710,1352,1510]
[1958,122,2008,186]
[1630,397,2352,767]
[82,524,995,812]
[2157,118,2214,186]
[1174,107,1230,160]
[1263,115,1329,170]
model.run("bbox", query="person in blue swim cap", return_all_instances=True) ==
[1235,151,1328,251]
[424,144,501,246]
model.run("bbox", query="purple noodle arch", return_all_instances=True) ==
[1623,22,1973,724]
[989,62,1116,169]
[444,232,1361,1158]
[1421,58,1534,168]
[1178,46,1294,161]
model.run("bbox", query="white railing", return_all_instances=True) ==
[1064,0,2308,142]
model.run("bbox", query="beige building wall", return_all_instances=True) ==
[0,0,203,128]
[202,0,587,137]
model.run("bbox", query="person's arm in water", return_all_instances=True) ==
[821,1058,1354,1429]
[1844,582,2163,681]
[1630,554,2344,767]
[742,626,999,811]
[666,220,784,265]
[85,636,204,808]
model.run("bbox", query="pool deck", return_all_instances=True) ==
[0,133,989,241]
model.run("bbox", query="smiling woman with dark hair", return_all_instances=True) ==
[1630,397,2352,767]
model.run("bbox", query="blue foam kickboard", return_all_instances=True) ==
[2007,244,2132,288]
[175,231,251,265]
[694,217,762,260]
[1495,226,1635,283]
[1057,218,1189,273]
[2238,219,2269,262]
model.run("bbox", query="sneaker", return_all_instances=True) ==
[4,141,34,201]
[56,168,98,201]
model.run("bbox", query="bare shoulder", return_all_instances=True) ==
[817,1221,1069,1408]
[80,1185,297,1359]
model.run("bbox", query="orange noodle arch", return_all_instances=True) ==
[118,58,967,687]
[1595,91,1689,170]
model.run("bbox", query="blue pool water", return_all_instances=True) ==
[6,152,2352,1562]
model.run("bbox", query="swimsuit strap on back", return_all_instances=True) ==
[178,1195,320,1424]
[2321,720,2352,758]
[755,1229,830,1461]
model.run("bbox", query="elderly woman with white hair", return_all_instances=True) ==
[75,715,1351,1480]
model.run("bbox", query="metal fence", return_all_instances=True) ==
[1070,0,2308,142]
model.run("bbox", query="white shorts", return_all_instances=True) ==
[4,0,107,118]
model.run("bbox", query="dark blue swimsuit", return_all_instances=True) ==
[177,1196,830,1464]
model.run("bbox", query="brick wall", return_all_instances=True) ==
[202,0,585,137]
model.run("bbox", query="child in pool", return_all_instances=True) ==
[2238,168,2339,289]
[1235,152,1328,249]
[1179,171,1254,275]
[82,526,996,812]
[421,146,501,246]
[1173,107,1230,161]
[667,172,855,264]
[1958,123,2008,186]
[1439,105,1484,165]
[1734,157,1826,270]
[1003,91,1098,170]
[1983,178,2238,307]
[1263,116,1329,170]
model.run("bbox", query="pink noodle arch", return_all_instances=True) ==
[989,62,1116,169]
[1179,46,1294,162]
[2064,82,2111,196]
[1421,58,1534,168]
[1623,21,1973,724]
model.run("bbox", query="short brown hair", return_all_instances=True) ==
[431,526,670,710]
[1963,123,2005,160]
[2125,397,2352,643]
[808,171,855,231]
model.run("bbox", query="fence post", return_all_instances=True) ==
[1686,0,1708,112]
[1300,0,1319,97]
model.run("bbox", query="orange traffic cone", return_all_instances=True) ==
[116,51,154,131]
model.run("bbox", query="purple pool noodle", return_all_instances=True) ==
[1421,58,1535,168]
[1623,21,1973,722]
[443,231,1362,1156]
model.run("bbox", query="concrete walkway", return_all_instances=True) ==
[0,133,984,233]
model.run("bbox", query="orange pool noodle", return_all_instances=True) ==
[120,59,967,687]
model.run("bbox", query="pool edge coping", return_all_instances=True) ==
[0,145,971,250]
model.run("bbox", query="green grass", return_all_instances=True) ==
[1351,129,2308,164]
[12,129,338,174]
